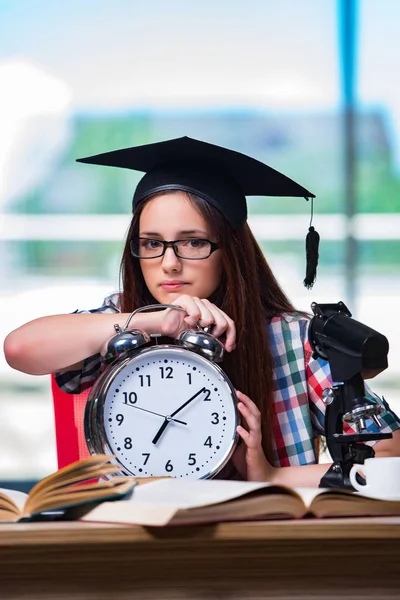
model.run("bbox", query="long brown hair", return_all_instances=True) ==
[120,192,296,463]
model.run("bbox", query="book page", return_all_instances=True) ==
[24,477,135,517]
[129,479,276,509]
[0,488,27,512]
[294,487,331,509]
[79,479,305,526]
[294,486,400,508]
[298,486,400,518]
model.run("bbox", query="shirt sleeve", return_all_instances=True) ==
[54,293,121,394]
[303,320,400,441]
[304,341,332,437]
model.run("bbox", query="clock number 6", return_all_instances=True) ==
[165,460,174,472]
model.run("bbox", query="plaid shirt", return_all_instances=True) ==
[55,293,400,467]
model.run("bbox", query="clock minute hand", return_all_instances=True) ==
[152,387,206,445]
[125,403,187,425]
[170,387,207,418]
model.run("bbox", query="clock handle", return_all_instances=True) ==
[105,305,185,361]
[119,305,224,362]
[121,304,186,332]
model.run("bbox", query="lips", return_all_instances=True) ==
[160,281,187,290]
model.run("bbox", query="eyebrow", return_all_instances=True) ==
[139,229,209,237]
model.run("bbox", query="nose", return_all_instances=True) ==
[161,245,182,271]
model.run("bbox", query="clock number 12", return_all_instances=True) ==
[159,366,173,379]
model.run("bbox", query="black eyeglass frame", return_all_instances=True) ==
[130,238,219,260]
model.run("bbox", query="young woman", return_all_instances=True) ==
[4,137,400,484]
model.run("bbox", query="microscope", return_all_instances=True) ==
[308,301,392,490]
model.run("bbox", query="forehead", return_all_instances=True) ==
[139,192,211,234]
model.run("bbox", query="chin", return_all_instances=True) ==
[153,290,183,304]
[165,290,186,303]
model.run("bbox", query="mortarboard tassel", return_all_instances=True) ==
[303,197,320,289]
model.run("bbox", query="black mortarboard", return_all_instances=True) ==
[77,136,319,288]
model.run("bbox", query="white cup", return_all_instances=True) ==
[349,457,400,498]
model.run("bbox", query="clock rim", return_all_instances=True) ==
[84,344,239,479]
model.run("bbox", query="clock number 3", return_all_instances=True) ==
[211,412,219,424]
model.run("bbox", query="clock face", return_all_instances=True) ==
[92,346,238,479]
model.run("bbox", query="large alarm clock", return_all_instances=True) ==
[84,305,239,479]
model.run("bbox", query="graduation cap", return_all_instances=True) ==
[77,136,320,288]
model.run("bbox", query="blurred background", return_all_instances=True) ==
[0,0,399,485]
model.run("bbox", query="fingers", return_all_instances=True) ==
[187,297,215,329]
[161,295,236,352]
[160,295,205,335]
[235,390,271,481]
[200,299,236,352]
[160,307,187,337]
[236,390,262,450]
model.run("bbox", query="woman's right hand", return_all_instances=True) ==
[156,295,236,352]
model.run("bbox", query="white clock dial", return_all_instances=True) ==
[101,346,238,479]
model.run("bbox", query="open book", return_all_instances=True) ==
[0,455,135,523]
[78,478,400,526]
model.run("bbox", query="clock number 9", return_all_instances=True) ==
[122,392,137,405]
[116,414,124,426]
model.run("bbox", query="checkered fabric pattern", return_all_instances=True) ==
[268,314,399,466]
[55,294,400,468]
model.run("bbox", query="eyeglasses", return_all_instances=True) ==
[130,238,219,260]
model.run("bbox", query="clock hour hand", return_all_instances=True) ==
[152,387,206,445]
[152,418,169,445]
[125,403,187,425]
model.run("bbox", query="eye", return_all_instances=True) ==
[140,239,163,250]
[183,239,208,248]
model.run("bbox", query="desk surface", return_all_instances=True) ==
[1,515,400,544]
[1,518,400,600]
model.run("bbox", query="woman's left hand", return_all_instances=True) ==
[232,390,275,482]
